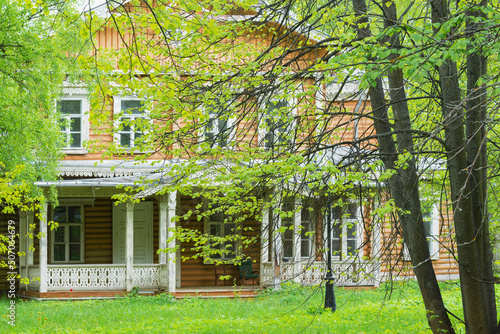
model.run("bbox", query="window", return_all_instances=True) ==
[329,202,362,259]
[422,202,439,259]
[114,97,148,148]
[403,203,439,261]
[282,200,316,260]
[262,100,290,149]
[204,210,238,262]
[57,97,89,153]
[202,104,233,148]
[51,205,84,263]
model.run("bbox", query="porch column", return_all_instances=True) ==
[260,204,270,277]
[19,211,27,268]
[26,211,34,266]
[39,203,48,293]
[293,198,301,283]
[125,202,134,291]
[272,201,282,289]
[372,220,381,287]
[158,195,167,265]
[167,191,177,292]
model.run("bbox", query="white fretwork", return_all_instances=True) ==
[26,264,165,291]
[279,260,378,286]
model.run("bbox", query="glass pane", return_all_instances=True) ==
[70,133,81,148]
[60,117,69,131]
[54,226,65,243]
[347,239,357,254]
[58,100,81,115]
[54,244,65,262]
[301,240,310,258]
[121,117,131,132]
[346,204,358,219]
[68,206,81,223]
[347,222,357,238]
[332,239,341,256]
[331,206,341,220]
[69,244,81,261]
[69,225,81,243]
[134,132,143,144]
[121,100,143,114]
[224,223,235,236]
[120,133,131,147]
[70,117,81,132]
[210,224,221,237]
[53,206,67,223]
[423,220,432,237]
[283,239,293,259]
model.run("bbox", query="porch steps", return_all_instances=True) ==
[17,287,261,300]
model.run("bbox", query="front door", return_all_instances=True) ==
[112,202,153,264]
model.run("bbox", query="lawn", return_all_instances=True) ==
[1,281,467,333]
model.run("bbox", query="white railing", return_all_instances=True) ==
[25,264,163,291]
[279,260,379,286]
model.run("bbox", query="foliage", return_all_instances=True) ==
[0,282,468,333]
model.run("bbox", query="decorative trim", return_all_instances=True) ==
[62,87,88,96]
[57,198,95,206]
[59,167,159,178]
[57,187,125,198]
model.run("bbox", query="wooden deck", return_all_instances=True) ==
[17,286,261,301]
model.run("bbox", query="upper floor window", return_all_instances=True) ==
[260,98,296,150]
[114,96,148,148]
[202,104,233,148]
[57,97,89,153]
[330,202,363,260]
[52,205,84,263]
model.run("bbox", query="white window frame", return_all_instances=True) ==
[58,95,89,154]
[300,203,315,259]
[258,95,297,149]
[51,205,85,264]
[113,95,150,149]
[199,103,236,149]
[282,199,316,261]
[328,201,363,261]
[403,202,440,261]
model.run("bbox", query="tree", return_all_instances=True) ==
[82,0,500,332]
[0,1,82,270]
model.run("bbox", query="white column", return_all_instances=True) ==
[293,198,301,283]
[372,219,381,287]
[167,191,177,292]
[260,207,269,263]
[26,211,34,266]
[272,203,282,289]
[158,196,168,265]
[125,202,134,291]
[19,211,27,268]
[39,203,48,293]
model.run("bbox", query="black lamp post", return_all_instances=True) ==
[325,191,337,311]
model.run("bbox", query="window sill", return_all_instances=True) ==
[62,148,88,155]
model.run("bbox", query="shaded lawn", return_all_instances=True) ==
[1,281,468,333]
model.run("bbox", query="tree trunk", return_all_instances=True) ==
[465,1,497,331]
[351,0,455,332]
[431,0,494,332]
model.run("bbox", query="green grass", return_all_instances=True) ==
[0,281,468,333]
